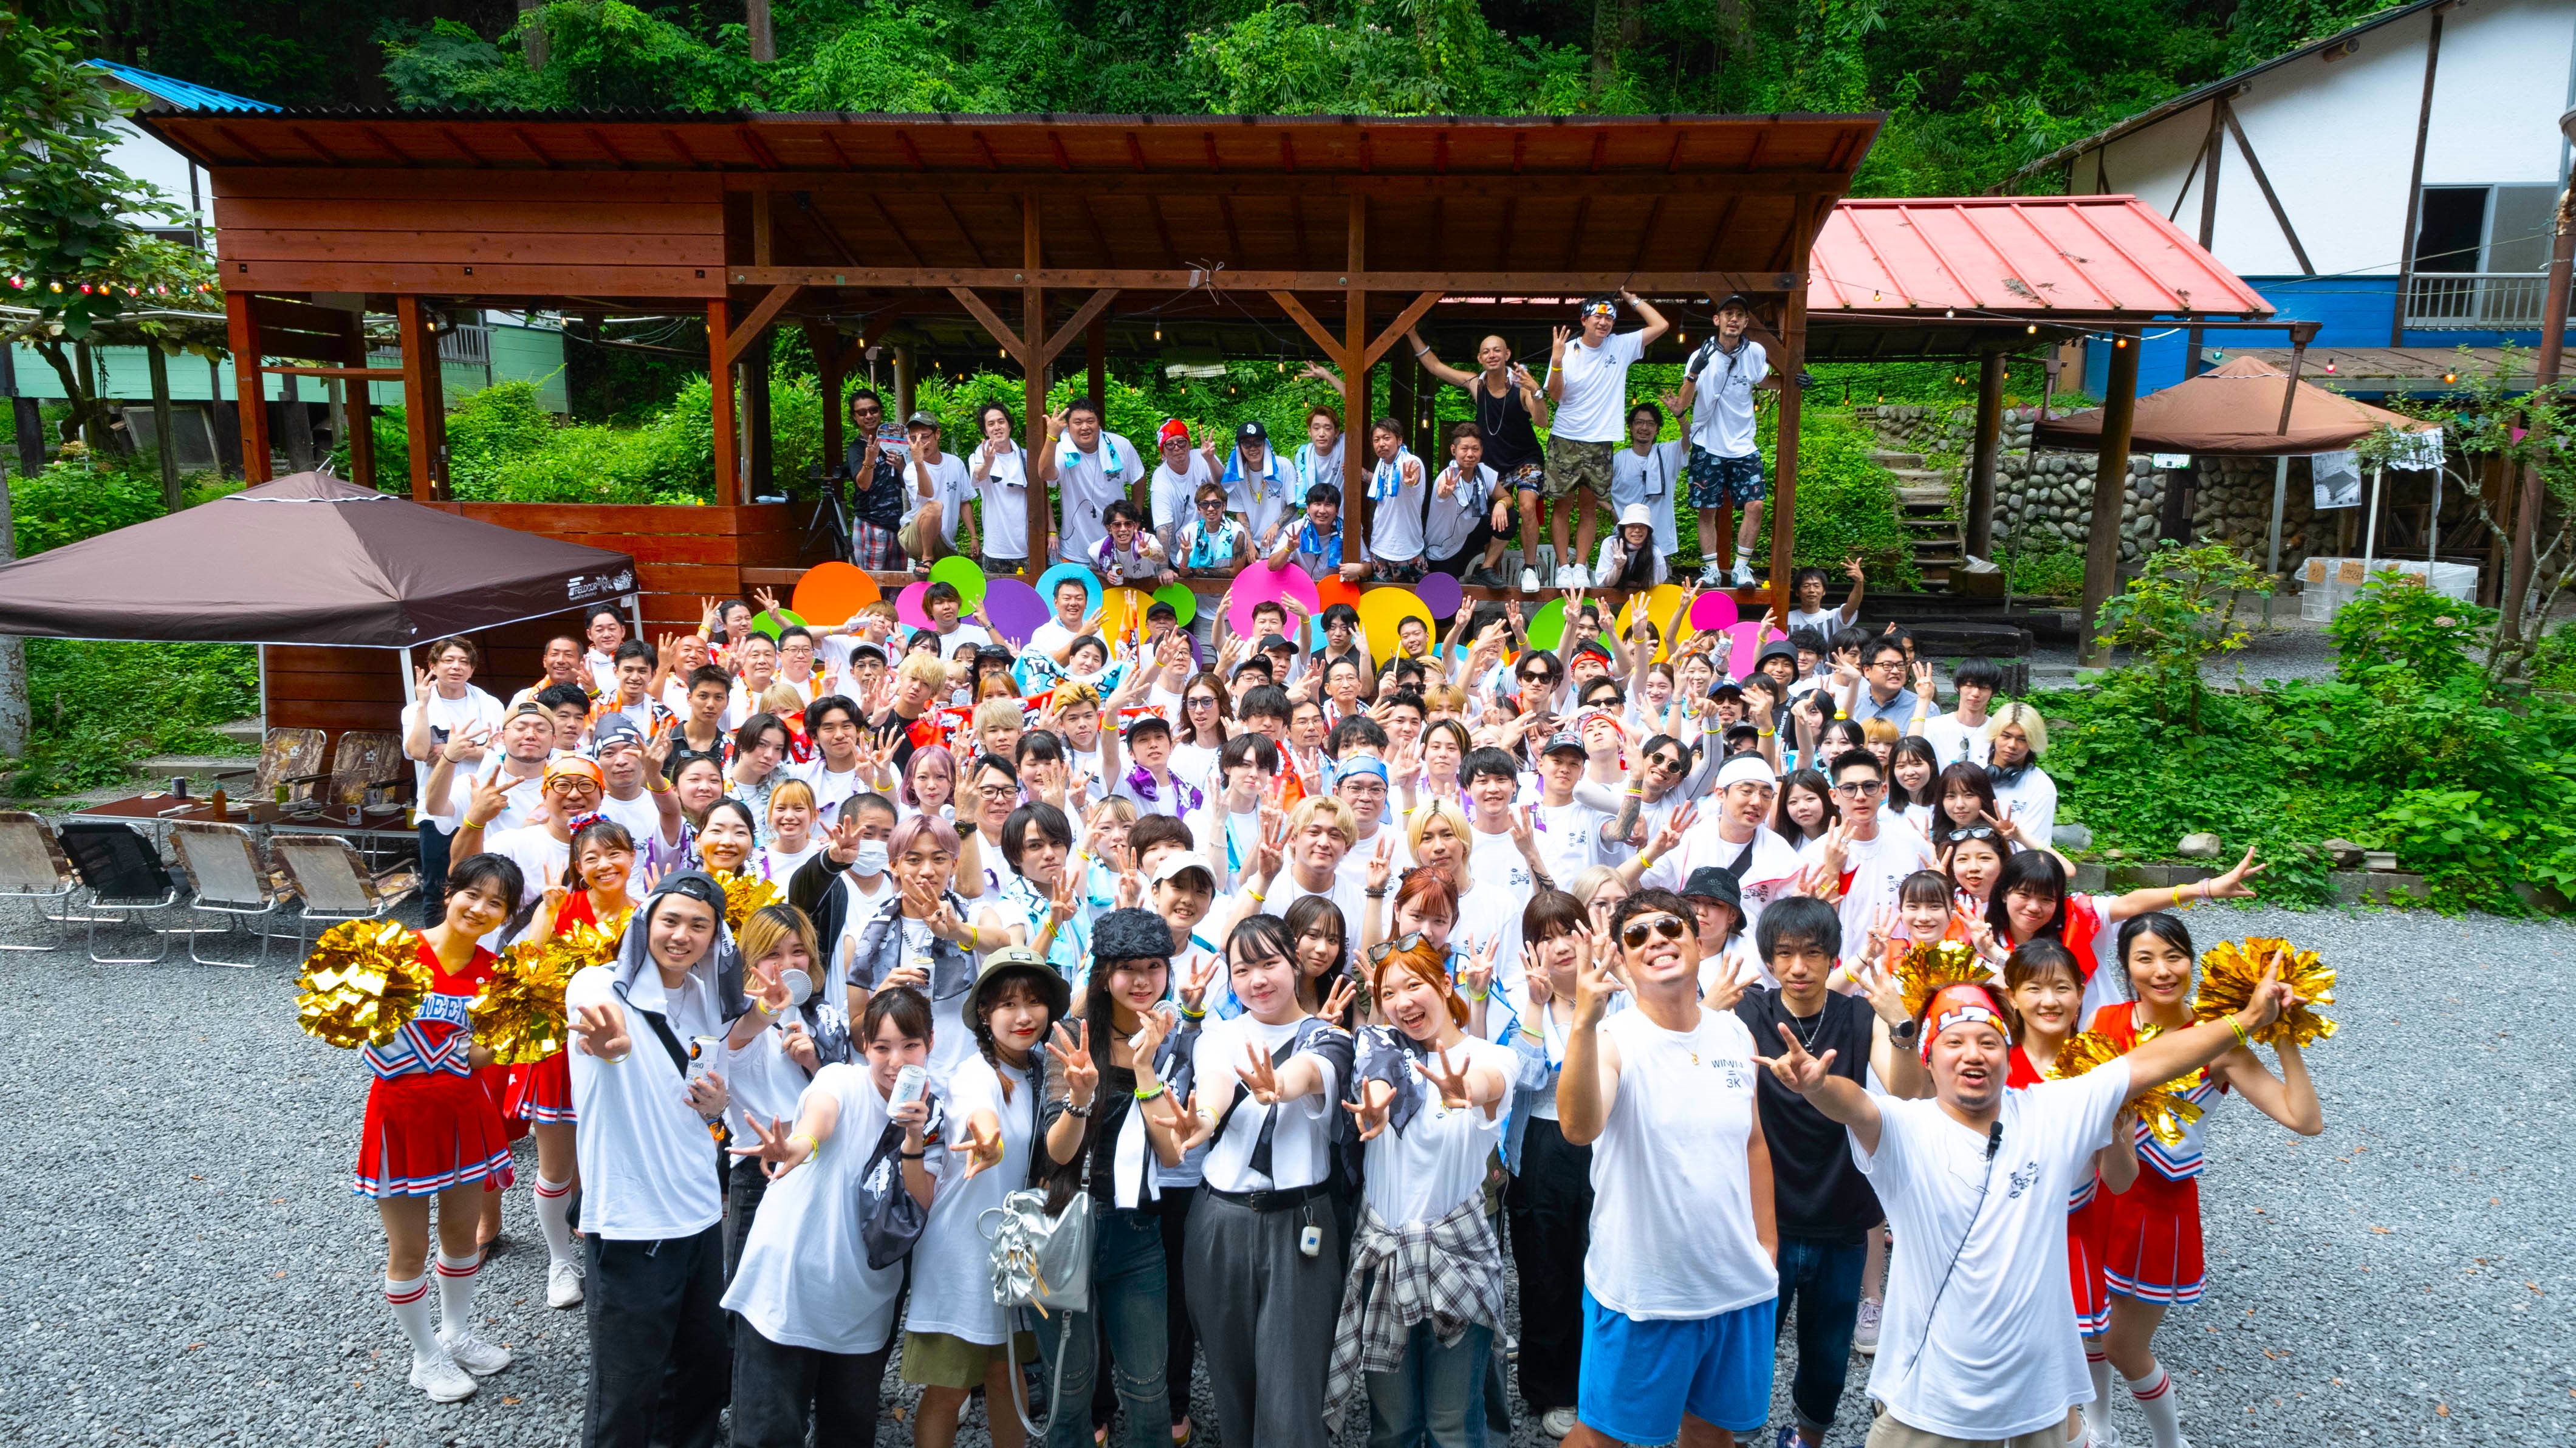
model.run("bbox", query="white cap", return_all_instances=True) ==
[1716,754,1777,791]
[1618,502,1653,528]
[1148,851,1217,887]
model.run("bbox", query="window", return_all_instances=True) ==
[2408,183,2565,327]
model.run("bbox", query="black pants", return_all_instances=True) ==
[583,1224,730,1448]
[724,1153,770,1285]
[731,1317,892,1448]
[416,822,452,926]
[1503,1117,1592,1415]
[1427,522,1495,579]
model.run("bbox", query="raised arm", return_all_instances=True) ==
[1622,290,1671,347]
[1553,935,1625,1146]
[2122,961,2293,1093]
[1408,330,1478,389]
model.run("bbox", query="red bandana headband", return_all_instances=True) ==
[1920,982,2010,1060]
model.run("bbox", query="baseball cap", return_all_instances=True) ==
[1540,730,1586,757]
[1149,851,1218,888]
[1237,420,1268,444]
[1256,632,1295,654]
[1122,712,1173,741]
[1158,418,1191,448]
[906,409,941,430]
[591,715,646,753]
[1715,292,1754,315]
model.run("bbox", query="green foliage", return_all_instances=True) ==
[8,452,231,556]
[8,639,260,797]
[2530,617,2576,695]
[1754,406,1920,590]
[2091,542,2272,727]
[1997,533,2086,598]
[2326,571,2494,695]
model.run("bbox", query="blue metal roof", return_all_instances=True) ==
[81,59,278,114]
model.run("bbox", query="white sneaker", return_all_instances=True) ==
[1519,567,1543,593]
[1554,564,1588,588]
[1730,561,1758,589]
[410,1350,479,1402]
[547,1258,585,1309]
[2081,1414,2123,1448]
[1541,1406,1580,1439]
[438,1327,513,1377]
[1853,1296,1882,1355]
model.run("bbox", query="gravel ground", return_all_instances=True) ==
[1,901,2567,1447]
[2027,612,2342,690]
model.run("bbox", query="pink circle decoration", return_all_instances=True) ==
[1688,589,1741,633]
[981,576,1050,648]
[1415,569,1464,619]
[1227,560,1321,637]
[1724,620,1773,679]
[896,580,933,630]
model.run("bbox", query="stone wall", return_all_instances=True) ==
[1860,403,2316,574]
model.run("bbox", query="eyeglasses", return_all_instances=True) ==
[1834,779,1887,797]
[1619,914,1690,949]
[1187,695,1219,709]
[973,784,1019,800]
[1868,659,1906,671]
[1366,931,1429,965]
[1197,497,1224,511]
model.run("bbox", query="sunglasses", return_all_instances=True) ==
[1948,825,1998,841]
[1835,779,1887,797]
[1366,931,1430,965]
[1620,914,1690,949]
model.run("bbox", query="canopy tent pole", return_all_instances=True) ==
[2264,456,2288,628]
[2428,466,2442,565]
[1965,349,2006,559]
[626,593,644,641]
[2362,465,2383,576]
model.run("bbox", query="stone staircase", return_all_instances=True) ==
[1871,445,1965,589]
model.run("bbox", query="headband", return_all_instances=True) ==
[544,756,605,790]
[1715,755,1776,791]
[1581,301,1617,318]
[1921,982,2010,1061]
[1335,756,1389,785]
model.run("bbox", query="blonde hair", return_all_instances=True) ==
[976,673,1019,702]
[1089,794,1139,829]
[974,696,1024,731]
[1286,794,1358,845]
[767,777,817,822]
[1985,700,2049,756]
[759,683,806,717]
[1569,863,1623,907]
[1861,717,1902,748]
[858,600,899,622]
[736,904,825,992]
[1420,682,1467,717]
[1052,681,1103,712]
[898,651,951,688]
[1404,799,1471,857]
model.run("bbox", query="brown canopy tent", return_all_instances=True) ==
[2031,354,2435,454]
[0,472,640,646]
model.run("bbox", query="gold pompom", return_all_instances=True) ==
[1896,938,1989,1023]
[2194,936,2337,1049]
[473,920,621,1065]
[2050,1029,2205,1147]
[718,870,782,930]
[295,919,432,1049]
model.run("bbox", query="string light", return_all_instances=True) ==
[1154,324,1162,341]
[2027,323,2039,334]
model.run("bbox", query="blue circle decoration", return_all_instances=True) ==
[1033,562,1104,618]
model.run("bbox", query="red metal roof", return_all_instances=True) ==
[1809,194,2270,319]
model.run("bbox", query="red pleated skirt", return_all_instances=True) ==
[503,1051,577,1124]
[2103,1168,2204,1307]
[2068,1186,2115,1335]
[354,1069,519,1200]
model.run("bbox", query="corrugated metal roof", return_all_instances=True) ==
[82,59,278,114]
[1809,194,2272,319]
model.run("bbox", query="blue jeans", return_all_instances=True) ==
[1036,1206,1170,1448]
[1367,1319,1493,1448]
[1775,1235,1866,1437]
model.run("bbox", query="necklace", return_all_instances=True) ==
[1785,997,1829,1053]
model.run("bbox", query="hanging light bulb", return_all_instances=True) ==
[1154,324,1162,341]
[2113,337,2128,349]
[2324,361,2336,374]
[2442,370,2458,384]
[2027,323,2039,335]
[49,281,63,292]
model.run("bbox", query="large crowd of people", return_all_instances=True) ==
[360,291,2329,1448]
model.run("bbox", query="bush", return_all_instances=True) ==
[2327,571,2493,695]
[7,640,262,798]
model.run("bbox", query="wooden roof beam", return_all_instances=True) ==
[722,284,801,366]
[735,266,1801,292]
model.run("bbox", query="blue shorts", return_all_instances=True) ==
[1687,448,1766,509]
[1578,1289,1777,1443]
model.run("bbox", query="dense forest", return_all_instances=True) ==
[52,0,2408,196]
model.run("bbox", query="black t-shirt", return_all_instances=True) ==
[844,440,909,530]
[1471,377,1543,471]
[867,705,931,773]
[1733,987,1882,1242]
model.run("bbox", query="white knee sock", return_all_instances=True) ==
[385,1274,441,1360]
[434,1249,482,1338]
[2085,1342,2116,1438]
[2126,1364,2184,1448]
[1733,543,1756,565]
[534,1175,578,1267]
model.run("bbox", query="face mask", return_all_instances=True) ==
[851,841,890,876]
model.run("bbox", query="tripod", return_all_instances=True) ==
[802,466,852,563]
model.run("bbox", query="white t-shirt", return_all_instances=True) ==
[930,622,993,664]
[1858,1066,2132,1440]
[1363,449,1428,564]
[565,961,727,1241]
[1583,1004,1776,1319]
[1784,604,1853,635]
[723,1008,823,1142]
[1686,336,1769,459]
[402,687,505,833]
[1553,330,1648,443]
[1609,440,1685,558]
[1533,801,1613,893]
[1222,447,1294,549]
[1920,712,1995,769]
[1421,462,1495,561]
[1465,822,1537,901]
[1199,1013,1343,1192]
[759,841,824,884]
[1362,1034,1516,1226]
[1053,433,1140,564]
[1152,453,1216,540]
[1991,765,2058,849]
[1800,817,1939,965]
[906,1052,1035,1344]
[970,440,1032,561]
[790,756,870,824]
[1261,867,1369,978]
[721,1062,934,1354]
[909,451,976,546]
[1638,822,1809,941]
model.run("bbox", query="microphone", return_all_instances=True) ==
[1985,1121,2003,1161]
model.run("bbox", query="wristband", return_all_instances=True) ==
[900,1149,927,1160]
[1178,1004,1207,1022]
[1638,853,1655,870]
[1247,889,1266,903]
[598,1049,629,1065]
[1465,986,1490,1002]
[2227,1016,2252,1051]
[1834,711,1849,721]
[787,1132,816,1161]
[1132,1081,1167,1102]
[1365,886,1389,898]
[1758,728,1775,738]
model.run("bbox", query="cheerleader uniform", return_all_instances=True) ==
[354,940,517,1199]
[2007,1043,2115,1336]
[2089,1001,2225,1308]
[502,892,629,1127]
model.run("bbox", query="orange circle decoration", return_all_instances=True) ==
[790,562,882,626]
[1314,576,1365,618]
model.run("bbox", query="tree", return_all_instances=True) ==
[0,10,219,455]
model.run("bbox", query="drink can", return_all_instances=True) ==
[889,1063,928,1110]
[686,1035,723,1085]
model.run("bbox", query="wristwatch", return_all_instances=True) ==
[1888,1017,1919,1046]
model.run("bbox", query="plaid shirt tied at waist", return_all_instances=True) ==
[1321,1193,1507,1431]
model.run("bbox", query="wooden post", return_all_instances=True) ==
[2501,185,2573,643]
[1023,195,1050,570]
[2389,5,2445,347]
[1086,317,1107,415]
[341,312,375,491]
[227,291,272,483]
[394,296,437,499]
[2184,100,2224,380]
[891,347,914,439]
[278,371,316,474]
[1766,286,1806,621]
[1345,197,1371,541]
[145,342,181,510]
[707,298,739,504]
[1964,349,2006,558]
[2079,328,2143,665]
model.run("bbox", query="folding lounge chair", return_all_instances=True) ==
[55,821,187,965]
[170,821,289,968]
[0,811,80,951]
[274,834,422,958]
